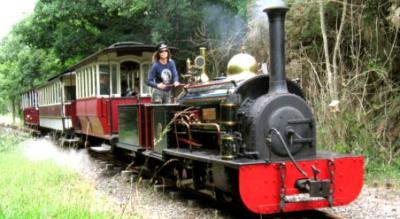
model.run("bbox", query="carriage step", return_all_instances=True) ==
[60,137,80,143]
[90,144,112,153]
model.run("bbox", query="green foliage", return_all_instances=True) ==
[286,1,321,46]
[0,30,63,112]
[16,0,246,64]
[16,0,109,62]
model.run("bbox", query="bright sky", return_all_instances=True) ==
[0,0,37,40]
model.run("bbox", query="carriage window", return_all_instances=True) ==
[46,87,49,104]
[56,83,59,103]
[120,61,140,97]
[141,63,152,96]
[47,87,50,104]
[27,93,30,107]
[32,92,34,107]
[51,85,54,104]
[56,82,60,103]
[111,64,118,95]
[45,87,48,105]
[86,69,90,97]
[54,83,57,103]
[90,68,94,96]
[76,72,79,98]
[51,84,54,104]
[35,92,37,106]
[86,69,90,96]
[93,66,97,96]
[65,86,76,101]
[80,71,83,98]
[52,85,55,103]
[55,83,58,103]
[79,71,83,98]
[99,65,110,95]
[53,84,55,103]
[82,70,86,97]
[85,68,92,97]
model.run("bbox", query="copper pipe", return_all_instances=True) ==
[173,120,180,149]
[178,120,192,151]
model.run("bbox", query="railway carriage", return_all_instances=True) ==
[70,42,162,143]
[37,71,77,132]
[21,90,39,130]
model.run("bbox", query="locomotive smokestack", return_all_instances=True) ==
[264,0,288,94]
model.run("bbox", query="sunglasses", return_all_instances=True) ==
[160,50,168,53]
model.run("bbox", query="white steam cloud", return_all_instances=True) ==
[201,4,247,47]
[21,137,95,175]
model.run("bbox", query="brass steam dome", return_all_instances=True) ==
[226,53,257,81]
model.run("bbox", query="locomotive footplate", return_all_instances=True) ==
[163,148,362,168]
[163,148,267,169]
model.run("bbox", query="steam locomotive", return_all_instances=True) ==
[21,1,363,214]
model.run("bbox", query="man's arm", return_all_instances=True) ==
[146,64,158,88]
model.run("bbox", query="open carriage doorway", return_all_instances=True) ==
[120,61,140,97]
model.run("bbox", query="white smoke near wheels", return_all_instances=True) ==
[21,137,95,176]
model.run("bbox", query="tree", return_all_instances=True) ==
[319,0,347,102]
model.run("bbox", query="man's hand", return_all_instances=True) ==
[173,81,180,87]
[157,83,166,90]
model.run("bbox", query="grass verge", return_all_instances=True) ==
[0,130,132,219]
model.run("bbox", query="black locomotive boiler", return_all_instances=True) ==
[115,1,364,214]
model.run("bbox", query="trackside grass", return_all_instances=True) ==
[0,130,133,219]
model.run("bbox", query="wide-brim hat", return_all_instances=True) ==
[157,43,169,52]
